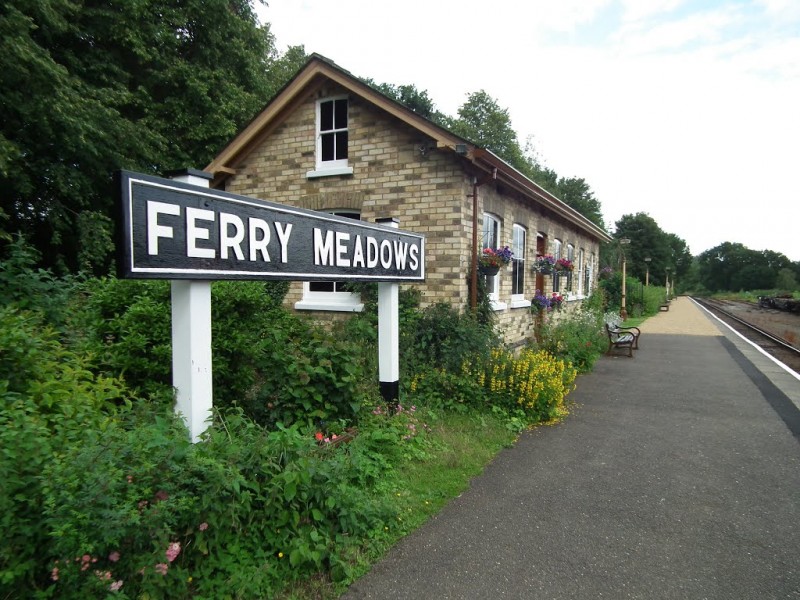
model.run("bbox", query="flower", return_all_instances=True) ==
[155,563,169,576]
[531,290,551,312]
[314,431,324,441]
[554,257,574,272]
[478,246,513,268]
[50,567,59,581]
[110,580,124,592]
[166,542,181,563]
[108,551,121,563]
[198,522,209,531]
[550,293,564,310]
[532,254,556,272]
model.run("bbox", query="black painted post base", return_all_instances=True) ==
[380,380,399,406]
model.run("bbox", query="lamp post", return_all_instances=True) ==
[619,238,631,320]
[644,257,651,287]
[665,267,672,302]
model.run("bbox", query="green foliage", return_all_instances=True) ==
[69,278,293,407]
[1,0,305,272]
[538,310,607,373]
[404,302,497,374]
[252,323,373,428]
[0,308,129,594]
[696,242,795,292]
[0,236,76,325]
[466,348,577,422]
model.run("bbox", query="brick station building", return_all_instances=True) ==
[205,55,611,347]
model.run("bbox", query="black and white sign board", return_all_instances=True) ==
[116,169,422,442]
[117,170,425,282]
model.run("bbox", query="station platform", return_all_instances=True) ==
[343,296,800,599]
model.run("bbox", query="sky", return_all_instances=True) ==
[257,0,800,261]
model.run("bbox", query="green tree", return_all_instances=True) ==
[608,213,673,282]
[555,177,605,229]
[365,80,440,121]
[1,0,303,273]
[447,90,526,169]
[694,242,792,292]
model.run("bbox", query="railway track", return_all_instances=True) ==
[693,297,800,374]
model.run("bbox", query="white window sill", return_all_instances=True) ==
[306,166,354,179]
[294,298,364,312]
[490,300,508,312]
[510,299,532,309]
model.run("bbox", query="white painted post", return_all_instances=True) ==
[168,169,213,442]
[376,218,400,404]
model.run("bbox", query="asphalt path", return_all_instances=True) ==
[342,305,800,599]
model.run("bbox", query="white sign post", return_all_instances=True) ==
[168,170,213,442]
[377,218,400,403]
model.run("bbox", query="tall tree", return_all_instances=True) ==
[555,177,605,229]
[0,0,301,272]
[446,90,526,169]
[607,213,679,283]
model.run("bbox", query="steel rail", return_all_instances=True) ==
[693,297,800,357]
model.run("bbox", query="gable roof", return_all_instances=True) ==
[205,54,611,243]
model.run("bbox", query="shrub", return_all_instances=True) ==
[465,348,577,422]
[0,307,129,594]
[68,277,303,412]
[0,235,76,325]
[34,409,401,599]
[539,309,607,373]
[404,302,497,374]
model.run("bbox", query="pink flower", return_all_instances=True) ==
[50,567,59,581]
[108,551,120,563]
[198,522,208,531]
[165,542,181,563]
[110,580,124,592]
[126,475,133,483]
[155,563,168,576]
[154,490,169,503]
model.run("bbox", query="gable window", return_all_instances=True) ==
[553,239,562,293]
[307,97,353,178]
[295,211,363,312]
[511,224,530,308]
[482,213,505,309]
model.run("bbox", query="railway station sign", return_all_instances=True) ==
[116,170,425,282]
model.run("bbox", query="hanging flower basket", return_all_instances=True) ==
[477,247,513,274]
[554,258,574,272]
[532,254,555,274]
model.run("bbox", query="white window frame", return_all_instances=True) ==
[307,96,354,178]
[294,210,363,312]
[566,244,575,295]
[553,239,562,293]
[577,248,585,297]
[510,224,530,308]
[482,213,506,311]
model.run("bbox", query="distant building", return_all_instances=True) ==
[206,55,611,346]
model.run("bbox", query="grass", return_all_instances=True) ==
[276,409,518,599]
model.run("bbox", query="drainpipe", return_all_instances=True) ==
[470,167,498,311]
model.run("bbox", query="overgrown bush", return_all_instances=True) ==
[404,302,497,373]
[539,310,607,372]
[0,307,130,594]
[0,236,76,325]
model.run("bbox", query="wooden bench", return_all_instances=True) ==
[605,322,641,357]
